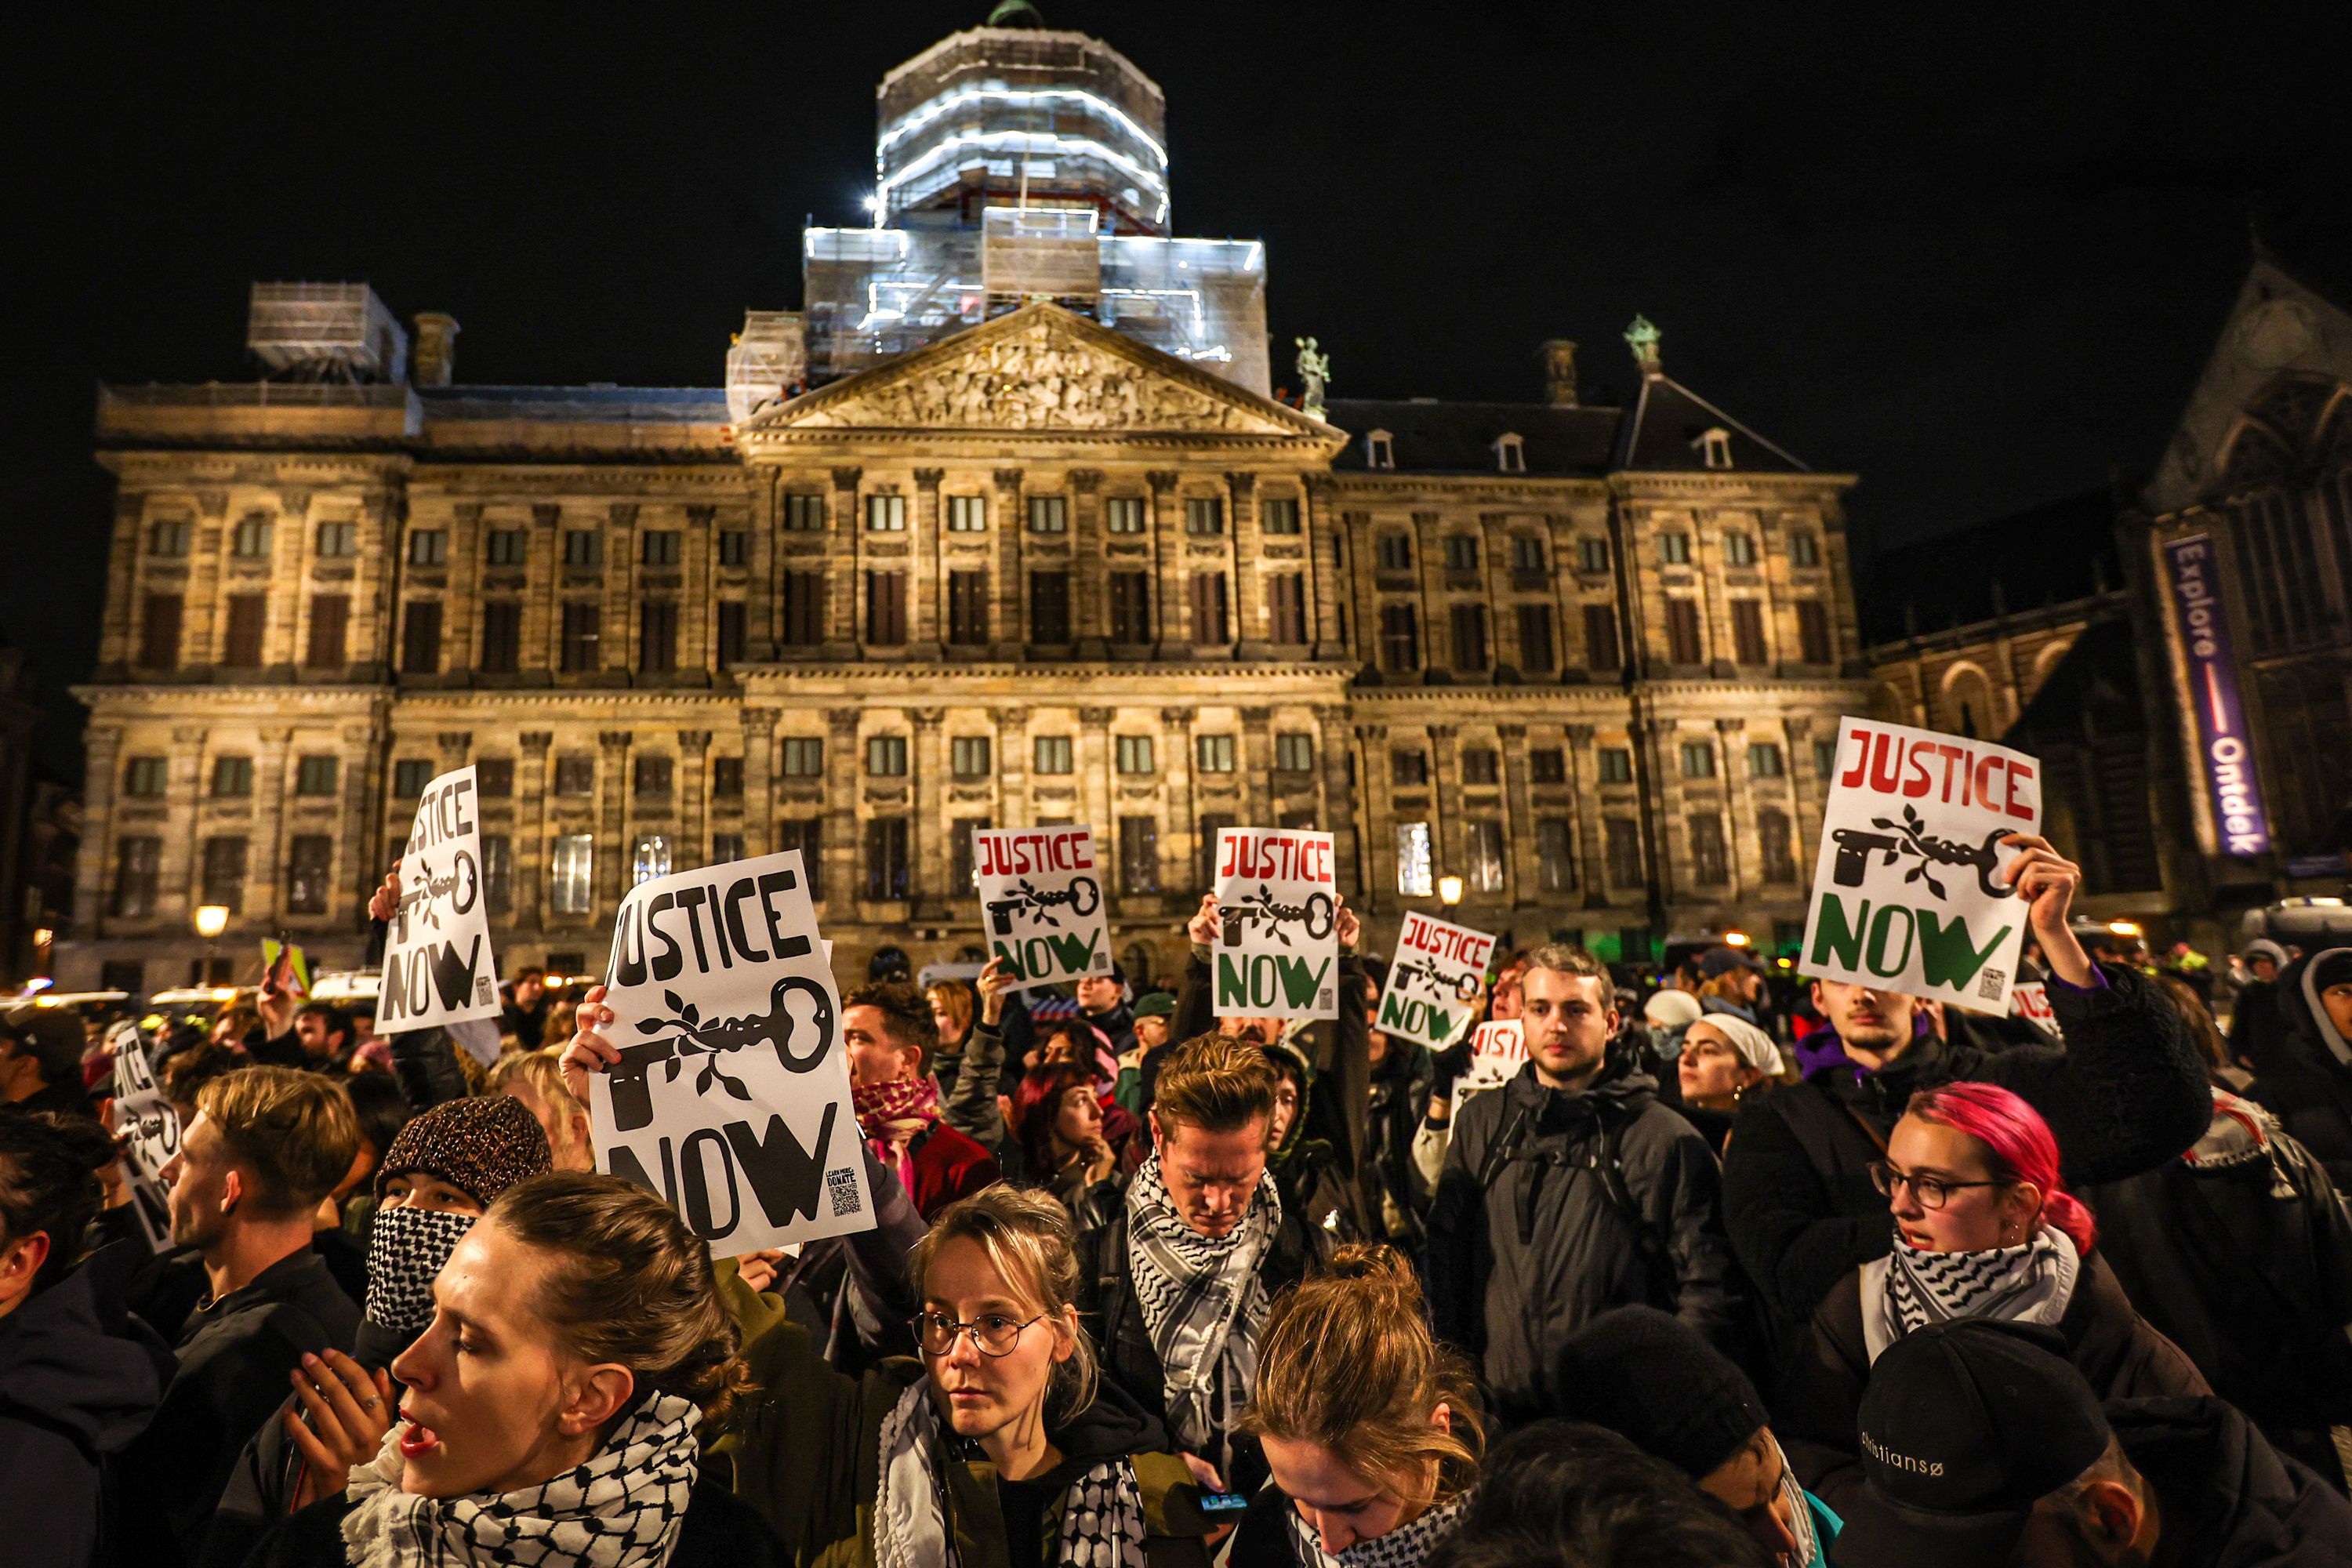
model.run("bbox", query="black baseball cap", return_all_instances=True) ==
[1831,1321,2110,1568]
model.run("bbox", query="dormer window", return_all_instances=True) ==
[1495,432,1526,474]
[1367,430,1395,470]
[1697,427,1734,470]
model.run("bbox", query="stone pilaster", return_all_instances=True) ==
[516,731,552,931]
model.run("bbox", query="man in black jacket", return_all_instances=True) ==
[1425,942,1740,1422]
[117,1066,360,1568]
[1722,837,2209,1352]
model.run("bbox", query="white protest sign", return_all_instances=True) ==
[2009,981,2061,1041]
[379,764,501,1029]
[1450,1019,1526,1115]
[1213,828,1340,1021]
[975,826,1112,990]
[1377,909,1496,1051]
[107,1020,177,1250]
[586,849,874,1252]
[1802,717,2039,1016]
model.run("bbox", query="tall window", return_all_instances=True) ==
[719,529,749,567]
[711,757,743,798]
[1605,818,1643,887]
[1530,748,1566,785]
[1033,736,1074,775]
[485,528,527,565]
[1687,813,1729,885]
[1189,573,1229,644]
[113,837,161,917]
[560,604,601,672]
[633,756,673,797]
[1681,741,1716,779]
[1376,532,1413,570]
[1030,572,1072,644]
[296,755,339,797]
[1451,604,1489,673]
[1659,532,1691,565]
[554,754,593,796]
[1185,496,1223,536]
[232,515,274,559]
[304,595,347,669]
[865,818,910,900]
[476,758,514,797]
[314,520,355,557]
[139,594,183,671]
[480,601,522,673]
[1512,534,1546,572]
[1465,820,1505,894]
[632,835,671,886]
[1461,747,1499,786]
[1120,818,1159,893]
[1027,495,1068,534]
[201,836,249,912]
[641,530,681,565]
[947,495,987,532]
[781,572,824,646]
[1598,747,1635,784]
[550,836,594,915]
[780,738,823,776]
[1392,748,1429,787]
[1379,604,1419,671]
[1748,742,1784,778]
[710,833,744,868]
[716,601,746,668]
[150,517,192,557]
[638,600,678,672]
[866,735,909,776]
[1110,572,1150,644]
[1724,531,1756,566]
[939,571,985,645]
[1116,735,1154,775]
[482,834,514,914]
[401,601,442,675]
[1193,734,1236,773]
[1267,574,1306,644]
[866,572,906,645]
[952,737,992,779]
[287,836,333,915]
[1261,496,1301,535]
[1537,819,1576,893]
[1578,535,1610,573]
[394,759,434,797]
[1731,600,1767,664]
[1444,535,1479,571]
[1104,495,1145,534]
[782,493,825,532]
[1583,604,1620,672]
[1665,599,1703,663]
[408,529,448,567]
[1814,739,1839,780]
[1396,822,1434,897]
[1196,815,1236,890]
[865,495,907,532]
[1797,601,1834,664]
[210,756,252,797]
[124,757,168,797]
[952,822,986,892]
[1759,808,1797,884]
[563,530,603,567]
[777,821,823,899]
[1790,530,1820,568]
[1517,604,1555,672]
[1275,732,1314,773]
[223,594,267,666]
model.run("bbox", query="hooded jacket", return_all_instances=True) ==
[2110,1396,2352,1566]
[1721,964,2209,1348]
[2245,949,2352,1189]
[1425,1058,1741,1421]
[0,1240,174,1568]
[1364,1037,1439,1246]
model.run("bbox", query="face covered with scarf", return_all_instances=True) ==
[846,1001,943,1193]
[364,1095,553,1342]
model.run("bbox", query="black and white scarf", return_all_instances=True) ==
[362,1207,477,1339]
[1282,1488,1472,1567]
[339,1393,700,1568]
[1860,1223,2079,1362]
[1125,1155,1282,1457]
[873,1381,1148,1568]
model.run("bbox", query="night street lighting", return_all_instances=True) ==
[1438,875,1464,909]
[194,905,230,939]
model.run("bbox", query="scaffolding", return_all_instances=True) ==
[246,283,407,383]
[724,310,808,422]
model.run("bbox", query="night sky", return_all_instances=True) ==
[9,1,2345,779]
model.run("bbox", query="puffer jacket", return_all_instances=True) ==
[2110,1396,2352,1565]
[1425,1059,1741,1422]
[1721,964,2209,1348]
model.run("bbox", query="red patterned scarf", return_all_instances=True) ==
[854,1075,942,1196]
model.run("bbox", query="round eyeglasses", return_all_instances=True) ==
[1867,1161,2005,1210]
[911,1310,1048,1358]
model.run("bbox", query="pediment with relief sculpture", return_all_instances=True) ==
[739,303,1338,446]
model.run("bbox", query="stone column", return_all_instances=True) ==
[1313,703,1357,898]
[830,470,862,647]
[678,730,711,870]
[168,724,209,930]
[246,725,294,925]
[1069,470,1105,655]
[990,706,1029,833]
[992,469,1024,659]
[1239,706,1274,826]
[77,726,122,937]
[343,719,385,924]
[188,494,227,668]
[99,493,140,671]
[910,707,945,904]
[1078,705,1114,875]
[1228,471,1261,654]
[1499,722,1534,908]
[516,731,552,931]
[739,709,775,858]
[1428,724,1459,892]
[596,731,633,916]
[1355,722,1392,915]
[1158,706,1195,892]
[684,504,714,674]
[1783,713,1819,877]
[1565,724,1607,909]
[1715,717,1748,904]
[1149,471,1180,659]
[446,503,485,675]
[603,504,640,677]
[529,504,561,673]
[825,707,861,907]
[1305,475,1340,655]
[913,470,945,655]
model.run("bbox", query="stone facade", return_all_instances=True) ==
[67,303,1867,989]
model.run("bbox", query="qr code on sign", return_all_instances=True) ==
[1319,988,1334,1011]
[475,977,494,1006]
[1977,967,2007,1000]
[826,1167,863,1219]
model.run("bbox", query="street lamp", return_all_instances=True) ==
[194,904,229,987]
[1438,875,1465,910]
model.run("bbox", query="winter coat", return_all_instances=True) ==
[241,1473,790,1568]
[932,1014,1008,1153]
[717,1266,1217,1568]
[1721,964,2209,1346]
[0,1241,173,1568]
[2243,953,2352,1189]
[1780,1250,2209,1517]
[1424,1059,1743,1422]
[2111,1396,2352,1566]
[2083,1092,2352,1486]
[114,1247,361,1568]
[1363,1040,1439,1245]
[901,1119,1000,1224]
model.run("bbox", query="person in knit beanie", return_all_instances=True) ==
[1555,1305,1840,1568]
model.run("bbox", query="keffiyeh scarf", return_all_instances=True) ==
[873,1381,1147,1568]
[340,1392,700,1568]
[1283,1489,1473,1568]
[361,1206,477,1339]
[1860,1223,2080,1363]
[1124,1155,1281,1457]
[856,1076,943,1197]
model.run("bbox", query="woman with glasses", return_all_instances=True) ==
[715,1184,1217,1566]
[1774,1080,2207,1517]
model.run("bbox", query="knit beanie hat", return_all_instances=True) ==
[374,1094,552,1206]
[1554,1305,1769,1479]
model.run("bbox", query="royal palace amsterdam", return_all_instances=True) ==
[64,8,1872,990]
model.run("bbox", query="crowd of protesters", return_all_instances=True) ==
[5,829,2352,1568]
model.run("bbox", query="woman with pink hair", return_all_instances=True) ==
[1777,1080,2208,1515]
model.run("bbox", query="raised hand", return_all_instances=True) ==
[558,983,619,1104]
[285,1348,397,1509]
[1185,893,1221,949]
[976,955,1014,1028]
[2000,833,2090,985]
[366,858,403,925]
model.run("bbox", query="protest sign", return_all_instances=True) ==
[975,826,1112,989]
[2009,981,2061,1041]
[1802,716,2038,1016]
[107,1020,176,1250]
[1212,827,1340,1021]
[1450,1019,1526,1115]
[1377,909,1495,1050]
[586,848,873,1251]
[379,764,501,1029]
[261,939,312,999]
